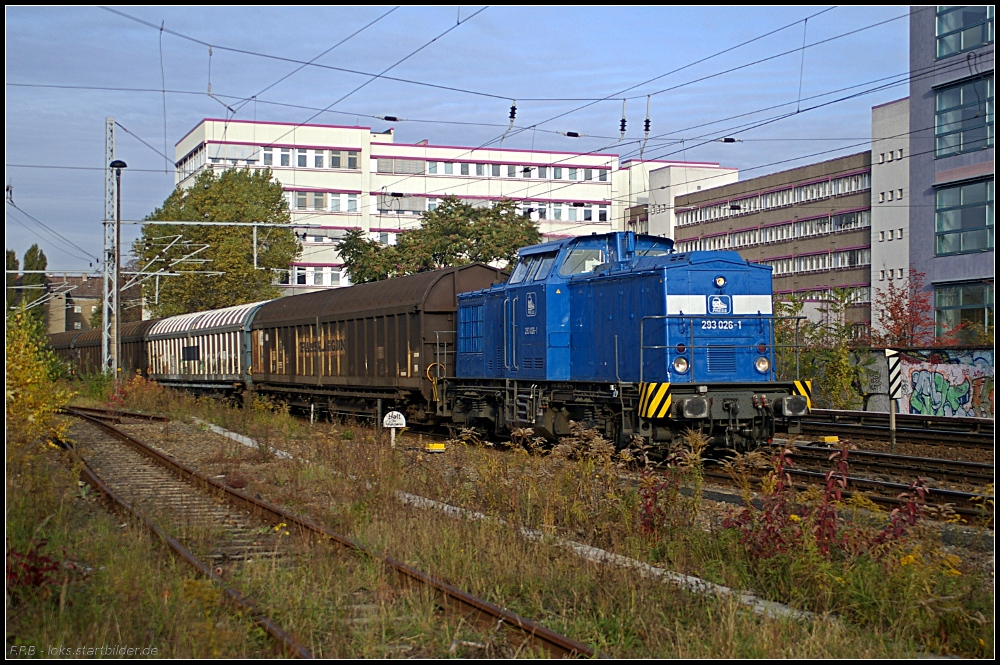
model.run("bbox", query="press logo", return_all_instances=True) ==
[526,292,537,317]
[708,295,731,315]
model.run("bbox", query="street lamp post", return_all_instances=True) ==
[110,159,127,380]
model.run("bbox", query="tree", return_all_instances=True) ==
[339,197,540,283]
[18,244,48,324]
[5,249,19,307]
[871,270,936,348]
[133,168,299,317]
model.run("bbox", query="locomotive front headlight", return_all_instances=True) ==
[714,275,726,288]
[673,356,689,373]
[754,356,771,373]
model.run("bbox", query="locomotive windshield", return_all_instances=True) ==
[509,252,558,283]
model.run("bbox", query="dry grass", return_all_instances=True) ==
[62,376,996,658]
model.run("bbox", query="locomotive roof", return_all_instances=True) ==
[253,263,505,326]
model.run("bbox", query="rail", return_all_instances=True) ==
[639,314,807,384]
[63,407,598,658]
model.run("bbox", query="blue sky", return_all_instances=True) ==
[5,6,911,272]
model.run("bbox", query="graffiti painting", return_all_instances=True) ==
[897,349,994,419]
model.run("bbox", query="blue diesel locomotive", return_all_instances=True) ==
[446,231,810,449]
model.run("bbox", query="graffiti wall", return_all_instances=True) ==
[858,347,994,418]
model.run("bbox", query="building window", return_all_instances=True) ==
[599,205,608,222]
[330,194,341,212]
[936,6,994,59]
[428,198,438,211]
[584,206,593,222]
[298,149,308,168]
[935,282,994,339]
[296,192,307,209]
[348,194,358,212]
[553,167,562,179]
[507,164,516,178]
[428,161,438,175]
[935,179,994,255]
[476,163,485,176]
[330,150,342,168]
[314,153,324,169]
[281,149,291,167]
[584,168,592,181]
[598,169,608,182]
[935,76,994,157]
[492,164,501,177]
[538,166,547,179]
[263,148,273,166]
[569,168,578,180]
[461,163,470,176]
[296,269,307,285]
[347,151,358,170]
[444,162,454,175]
[312,192,326,210]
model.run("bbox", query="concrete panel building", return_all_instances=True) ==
[174,119,734,294]
[672,152,872,326]
[908,6,994,339]
[870,97,911,335]
[176,119,624,293]
[618,159,739,236]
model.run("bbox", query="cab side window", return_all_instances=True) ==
[559,248,606,276]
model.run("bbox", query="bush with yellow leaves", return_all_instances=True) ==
[5,308,73,453]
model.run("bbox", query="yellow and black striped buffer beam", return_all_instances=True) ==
[793,380,813,410]
[639,382,672,419]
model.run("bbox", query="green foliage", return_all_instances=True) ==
[339,197,539,283]
[6,248,19,306]
[134,168,299,317]
[773,289,873,409]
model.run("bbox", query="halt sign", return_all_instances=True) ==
[383,410,406,448]
[383,411,406,429]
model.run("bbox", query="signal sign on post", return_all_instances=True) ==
[383,410,406,448]
[885,349,901,451]
[885,349,902,399]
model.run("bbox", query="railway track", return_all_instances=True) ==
[802,409,994,448]
[702,466,991,523]
[789,444,994,485]
[62,406,598,659]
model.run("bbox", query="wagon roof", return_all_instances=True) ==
[148,301,271,337]
[252,264,504,326]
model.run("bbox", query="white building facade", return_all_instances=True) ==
[177,119,626,292]
[175,118,731,293]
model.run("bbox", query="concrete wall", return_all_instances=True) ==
[858,346,994,418]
